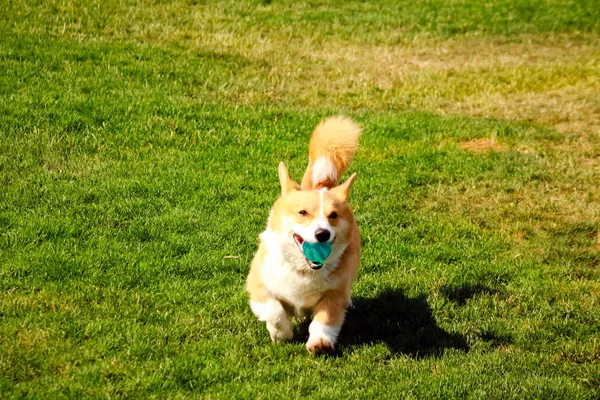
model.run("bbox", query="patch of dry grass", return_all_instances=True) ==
[458,137,509,153]
[256,37,600,136]
[5,1,600,137]
[421,153,600,253]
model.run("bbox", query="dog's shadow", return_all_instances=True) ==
[333,288,469,357]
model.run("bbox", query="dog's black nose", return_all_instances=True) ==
[315,228,331,242]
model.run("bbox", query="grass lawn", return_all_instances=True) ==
[1,0,600,398]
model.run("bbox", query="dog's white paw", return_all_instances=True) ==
[267,324,293,343]
[306,335,335,354]
[306,321,340,354]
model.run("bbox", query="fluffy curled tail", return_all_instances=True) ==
[300,116,362,190]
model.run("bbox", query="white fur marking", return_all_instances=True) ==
[259,229,342,306]
[250,301,266,320]
[265,208,274,227]
[294,217,334,243]
[312,156,337,185]
[250,299,292,342]
[308,320,341,344]
[319,190,325,218]
[249,299,283,324]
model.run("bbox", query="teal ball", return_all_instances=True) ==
[302,241,332,266]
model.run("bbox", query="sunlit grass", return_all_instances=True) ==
[1,0,599,398]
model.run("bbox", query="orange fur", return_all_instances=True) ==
[246,116,362,353]
[301,116,361,190]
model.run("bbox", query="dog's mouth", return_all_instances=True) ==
[293,233,323,270]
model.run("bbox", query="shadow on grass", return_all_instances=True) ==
[338,288,469,358]
[439,282,498,305]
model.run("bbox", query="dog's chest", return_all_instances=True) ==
[259,233,339,309]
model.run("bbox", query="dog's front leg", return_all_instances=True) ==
[250,298,293,343]
[306,292,350,354]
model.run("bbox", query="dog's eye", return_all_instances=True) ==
[329,212,338,219]
[298,210,308,216]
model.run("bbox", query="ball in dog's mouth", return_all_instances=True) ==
[293,234,332,270]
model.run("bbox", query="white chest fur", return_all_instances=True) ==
[259,230,344,311]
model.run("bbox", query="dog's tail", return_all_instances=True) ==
[301,116,362,190]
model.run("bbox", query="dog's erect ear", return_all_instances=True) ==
[278,162,300,195]
[330,173,356,202]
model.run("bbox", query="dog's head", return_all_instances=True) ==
[267,162,356,271]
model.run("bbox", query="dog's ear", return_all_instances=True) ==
[278,162,300,195]
[330,173,356,202]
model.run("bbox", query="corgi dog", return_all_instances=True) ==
[245,116,361,354]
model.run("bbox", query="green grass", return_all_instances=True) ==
[1,0,600,398]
